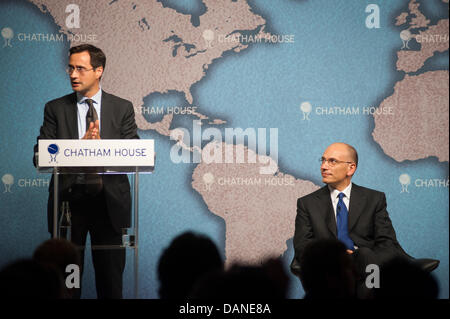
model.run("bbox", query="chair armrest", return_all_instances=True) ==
[290,257,302,277]
[413,258,440,273]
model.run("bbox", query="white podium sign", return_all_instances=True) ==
[38,139,154,167]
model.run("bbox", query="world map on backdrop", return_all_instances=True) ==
[0,0,448,298]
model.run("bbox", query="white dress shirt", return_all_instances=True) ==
[329,182,352,219]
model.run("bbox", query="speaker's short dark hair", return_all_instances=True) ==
[69,44,106,70]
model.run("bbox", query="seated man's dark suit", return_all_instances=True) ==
[293,183,406,296]
[34,90,139,298]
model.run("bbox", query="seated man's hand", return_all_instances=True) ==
[346,250,354,255]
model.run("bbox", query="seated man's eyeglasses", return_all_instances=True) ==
[319,157,354,166]
[66,66,95,75]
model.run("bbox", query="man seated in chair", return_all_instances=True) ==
[293,143,409,298]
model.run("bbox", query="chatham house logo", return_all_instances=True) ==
[203,172,215,191]
[48,143,60,163]
[2,174,14,193]
[399,173,411,193]
[300,101,312,120]
[1,27,14,48]
[400,30,412,49]
[202,29,214,48]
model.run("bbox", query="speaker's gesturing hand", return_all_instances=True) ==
[82,120,101,139]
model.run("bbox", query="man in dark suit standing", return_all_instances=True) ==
[293,143,405,298]
[34,44,139,298]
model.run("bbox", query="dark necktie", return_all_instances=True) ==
[84,99,103,195]
[336,192,354,250]
[85,99,98,132]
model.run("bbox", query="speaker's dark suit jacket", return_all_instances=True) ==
[33,91,139,234]
[293,183,406,265]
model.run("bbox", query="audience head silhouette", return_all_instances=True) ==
[33,238,81,275]
[0,259,65,298]
[299,239,357,299]
[33,238,81,298]
[190,258,289,299]
[157,231,223,299]
[0,234,440,300]
[374,256,439,299]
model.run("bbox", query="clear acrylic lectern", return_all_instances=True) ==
[36,139,155,299]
